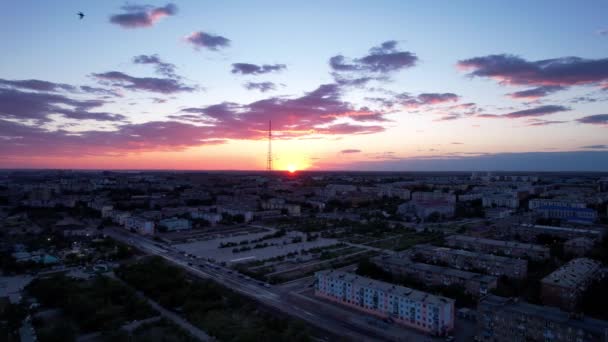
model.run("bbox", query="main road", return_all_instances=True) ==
[104,227,450,342]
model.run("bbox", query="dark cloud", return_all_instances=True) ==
[330,41,417,73]
[231,63,286,75]
[451,142,464,145]
[329,41,417,85]
[0,87,125,123]
[0,78,76,92]
[458,54,608,93]
[181,83,388,138]
[341,149,361,154]
[133,54,177,78]
[243,82,276,92]
[0,119,224,157]
[79,86,121,97]
[576,114,608,125]
[92,71,195,94]
[580,144,608,149]
[371,92,460,109]
[185,32,230,51]
[508,85,565,99]
[109,3,177,28]
[478,105,569,119]
[525,119,567,127]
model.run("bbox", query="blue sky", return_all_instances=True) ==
[1,1,608,170]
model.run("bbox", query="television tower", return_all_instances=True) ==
[266,120,272,172]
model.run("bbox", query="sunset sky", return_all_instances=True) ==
[1,0,608,171]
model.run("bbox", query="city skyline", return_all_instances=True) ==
[2,1,608,171]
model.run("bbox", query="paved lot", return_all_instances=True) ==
[173,231,339,263]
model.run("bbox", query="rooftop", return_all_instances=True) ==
[481,295,608,335]
[378,255,497,283]
[446,235,548,252]
[541,258,601,288]
[316,270,454,307]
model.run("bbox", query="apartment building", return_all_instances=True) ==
[158,217,192,231]
[511,224,606,242]
[411,191,456,203]
[477,295,608,342]
[445,235,550,261]
[410,245,528,279]
[535,206,597,224]
[315,270,454,336]
[482,194,519,209]
[373,255,497,297]
[529,198,586,210]
[541,258,602,311]
[124,216,155,235]
[564,237,595,257]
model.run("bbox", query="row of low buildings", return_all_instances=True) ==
[444,235,550,261]
[409,244,529,279]
[477,295,608,342]
[540,258,603,312]
[314,270,455,336]
[373,254,498,297]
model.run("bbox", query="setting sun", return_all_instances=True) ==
[287,164,297,173]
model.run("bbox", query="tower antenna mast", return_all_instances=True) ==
[266,120,272,172]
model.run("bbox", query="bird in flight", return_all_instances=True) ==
[77,12,85,20]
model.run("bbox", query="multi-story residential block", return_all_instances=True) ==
[541,258,602,311]
[158,217,192,231]
[217,206,254,222]
[510,224,606,242]
[314,270,454,336]
[535,206,597,224]
[458,193,483,202]
[445,235,550,260]
[482,194,519,209]
[484,208,513,219]
[529,198,586,210]
[373,255,497,297]
[564,237,595,257]
[124,216,155,235]
[411,191,456,203]
[410,245,528,279]
[398,201,455,219]
[191,211,222,225]
[477,295,608,342]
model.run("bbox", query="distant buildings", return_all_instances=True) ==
[124,216,155,235]
[482,194,519,209]
[511,224,606,242]
[398,201,455,220]
[373,255,497,297]
[477,295,608,342]
[529,198,586,210]
[412,192,456,203]
[410,245,528,279]
[535,206,598,224]
[445,235,550,261]
[540,258,602,311]
[158,217,191,231]
[564,237,595,257]
[315,270,454,336]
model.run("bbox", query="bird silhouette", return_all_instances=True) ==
[77,12,85,20]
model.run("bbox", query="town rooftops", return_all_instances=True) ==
[379,255,497,284]
[316,269,454,306]
[411,244,527,264]
[446,235,549,252]
[481,295,608,335]
[541,258,601,289]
